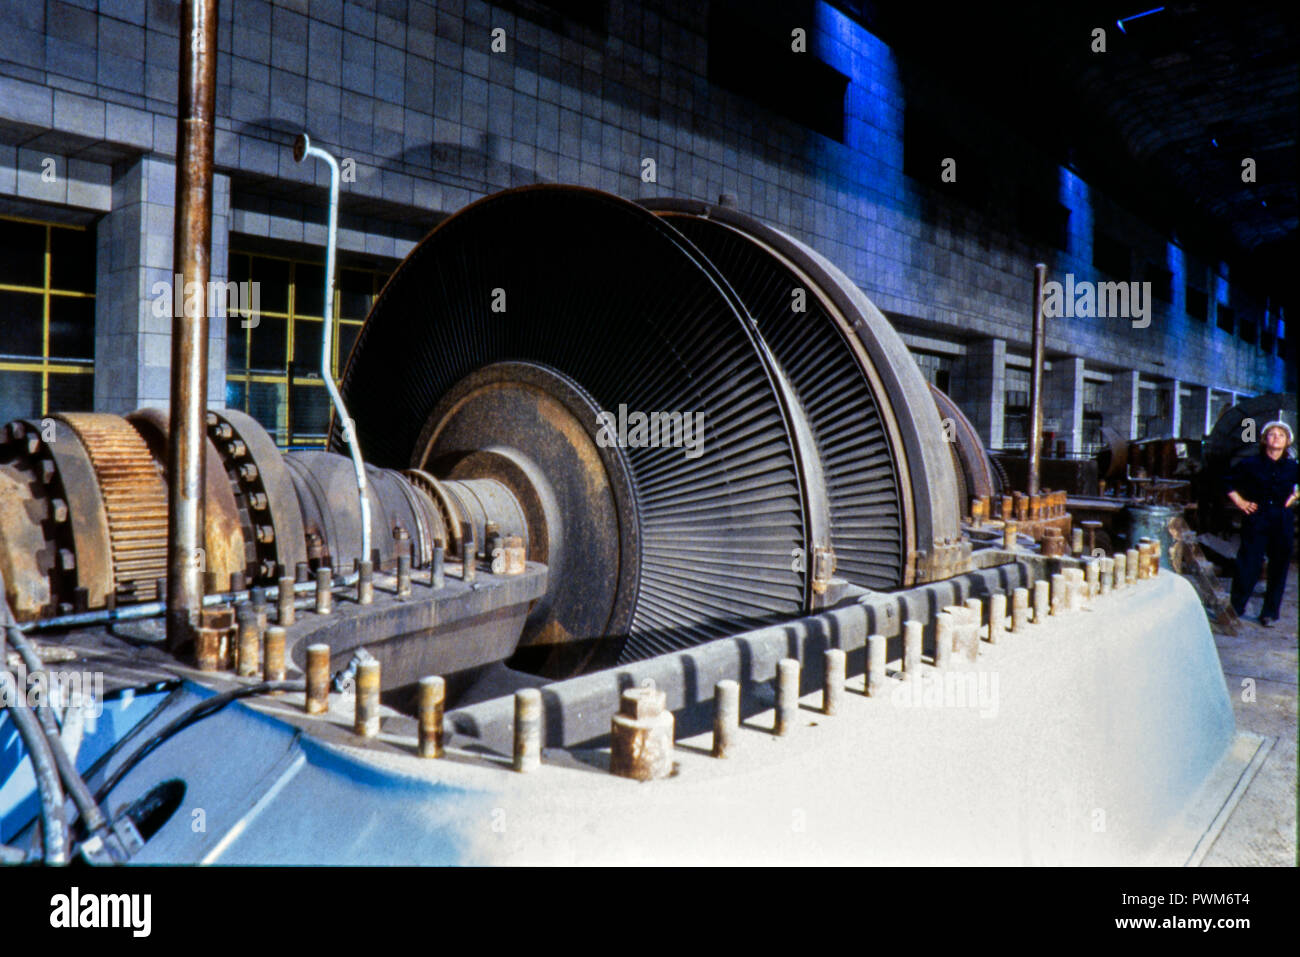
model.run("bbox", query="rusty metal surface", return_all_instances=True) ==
[404,469,462,557]
[0,454,55,620]
[128,408,247,596]
[280,562,548,701]
[283,451,444,574]
[206,408,307,582]
[165,0,220,649]
[415,361,639,677]
[59,414,170,606]
[15,418,114,614]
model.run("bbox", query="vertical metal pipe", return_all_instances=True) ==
[1027,263,1047,498]
[357,559,374,605]
[165,0,219,651]
[1011,587,1029,632]
[293,133,371,565]
[1032,579,1050,622]
[431,541,445,589]
[314,567,332,614]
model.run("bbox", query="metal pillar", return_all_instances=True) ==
[166,0,218,650]
[1027,263,1046,497]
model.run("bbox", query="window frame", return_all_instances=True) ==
[0,213,96,418]
[224,249,385,448]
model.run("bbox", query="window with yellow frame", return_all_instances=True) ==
[0,214,96,423]
[224,251,389,448]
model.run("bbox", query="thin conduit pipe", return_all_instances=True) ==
[292,132,372,567]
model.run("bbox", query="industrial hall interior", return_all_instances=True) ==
[0,0,1296,869]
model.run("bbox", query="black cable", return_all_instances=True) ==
[0,669,67,864]
[93,680,305,805]
[4,619,110,838]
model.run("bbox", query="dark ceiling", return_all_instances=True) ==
[860,1,1297,299]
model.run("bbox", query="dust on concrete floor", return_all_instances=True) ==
[1200,558,1297,866]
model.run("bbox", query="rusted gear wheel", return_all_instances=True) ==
[57,413,170,605]
[126,408,248,598]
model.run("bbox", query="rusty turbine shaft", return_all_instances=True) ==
[0,404,533,626]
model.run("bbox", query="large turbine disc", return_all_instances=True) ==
[337,186,822,670]
[646,199,964,585]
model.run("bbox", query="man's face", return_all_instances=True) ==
[1264,426,1289,454]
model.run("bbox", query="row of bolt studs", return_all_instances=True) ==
[971,491,1068,527]
[300,647,448,757]
[259,538,1163,781]
[560,536,1164,782]
[194,523,531,672]
[190,527,533,763]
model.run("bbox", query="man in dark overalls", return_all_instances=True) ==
[1226,421,1300,626]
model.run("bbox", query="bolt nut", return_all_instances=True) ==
[50,499,68,522]
[227,439,248,459]
[248,491,268,510]
[213,422,233,440]
[256,525,275,544]
[238,462,259,483]
[58,548,76,570]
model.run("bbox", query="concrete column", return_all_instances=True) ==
[1043,356,1085,453]
[1157,378,1181,439]
[93,157,228,413]
[1102,369,1140,441]
[953,337,1005,449]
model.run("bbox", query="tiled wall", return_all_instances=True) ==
[0,0,1290,425]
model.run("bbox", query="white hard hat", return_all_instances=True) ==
[1261,420,1294,446]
